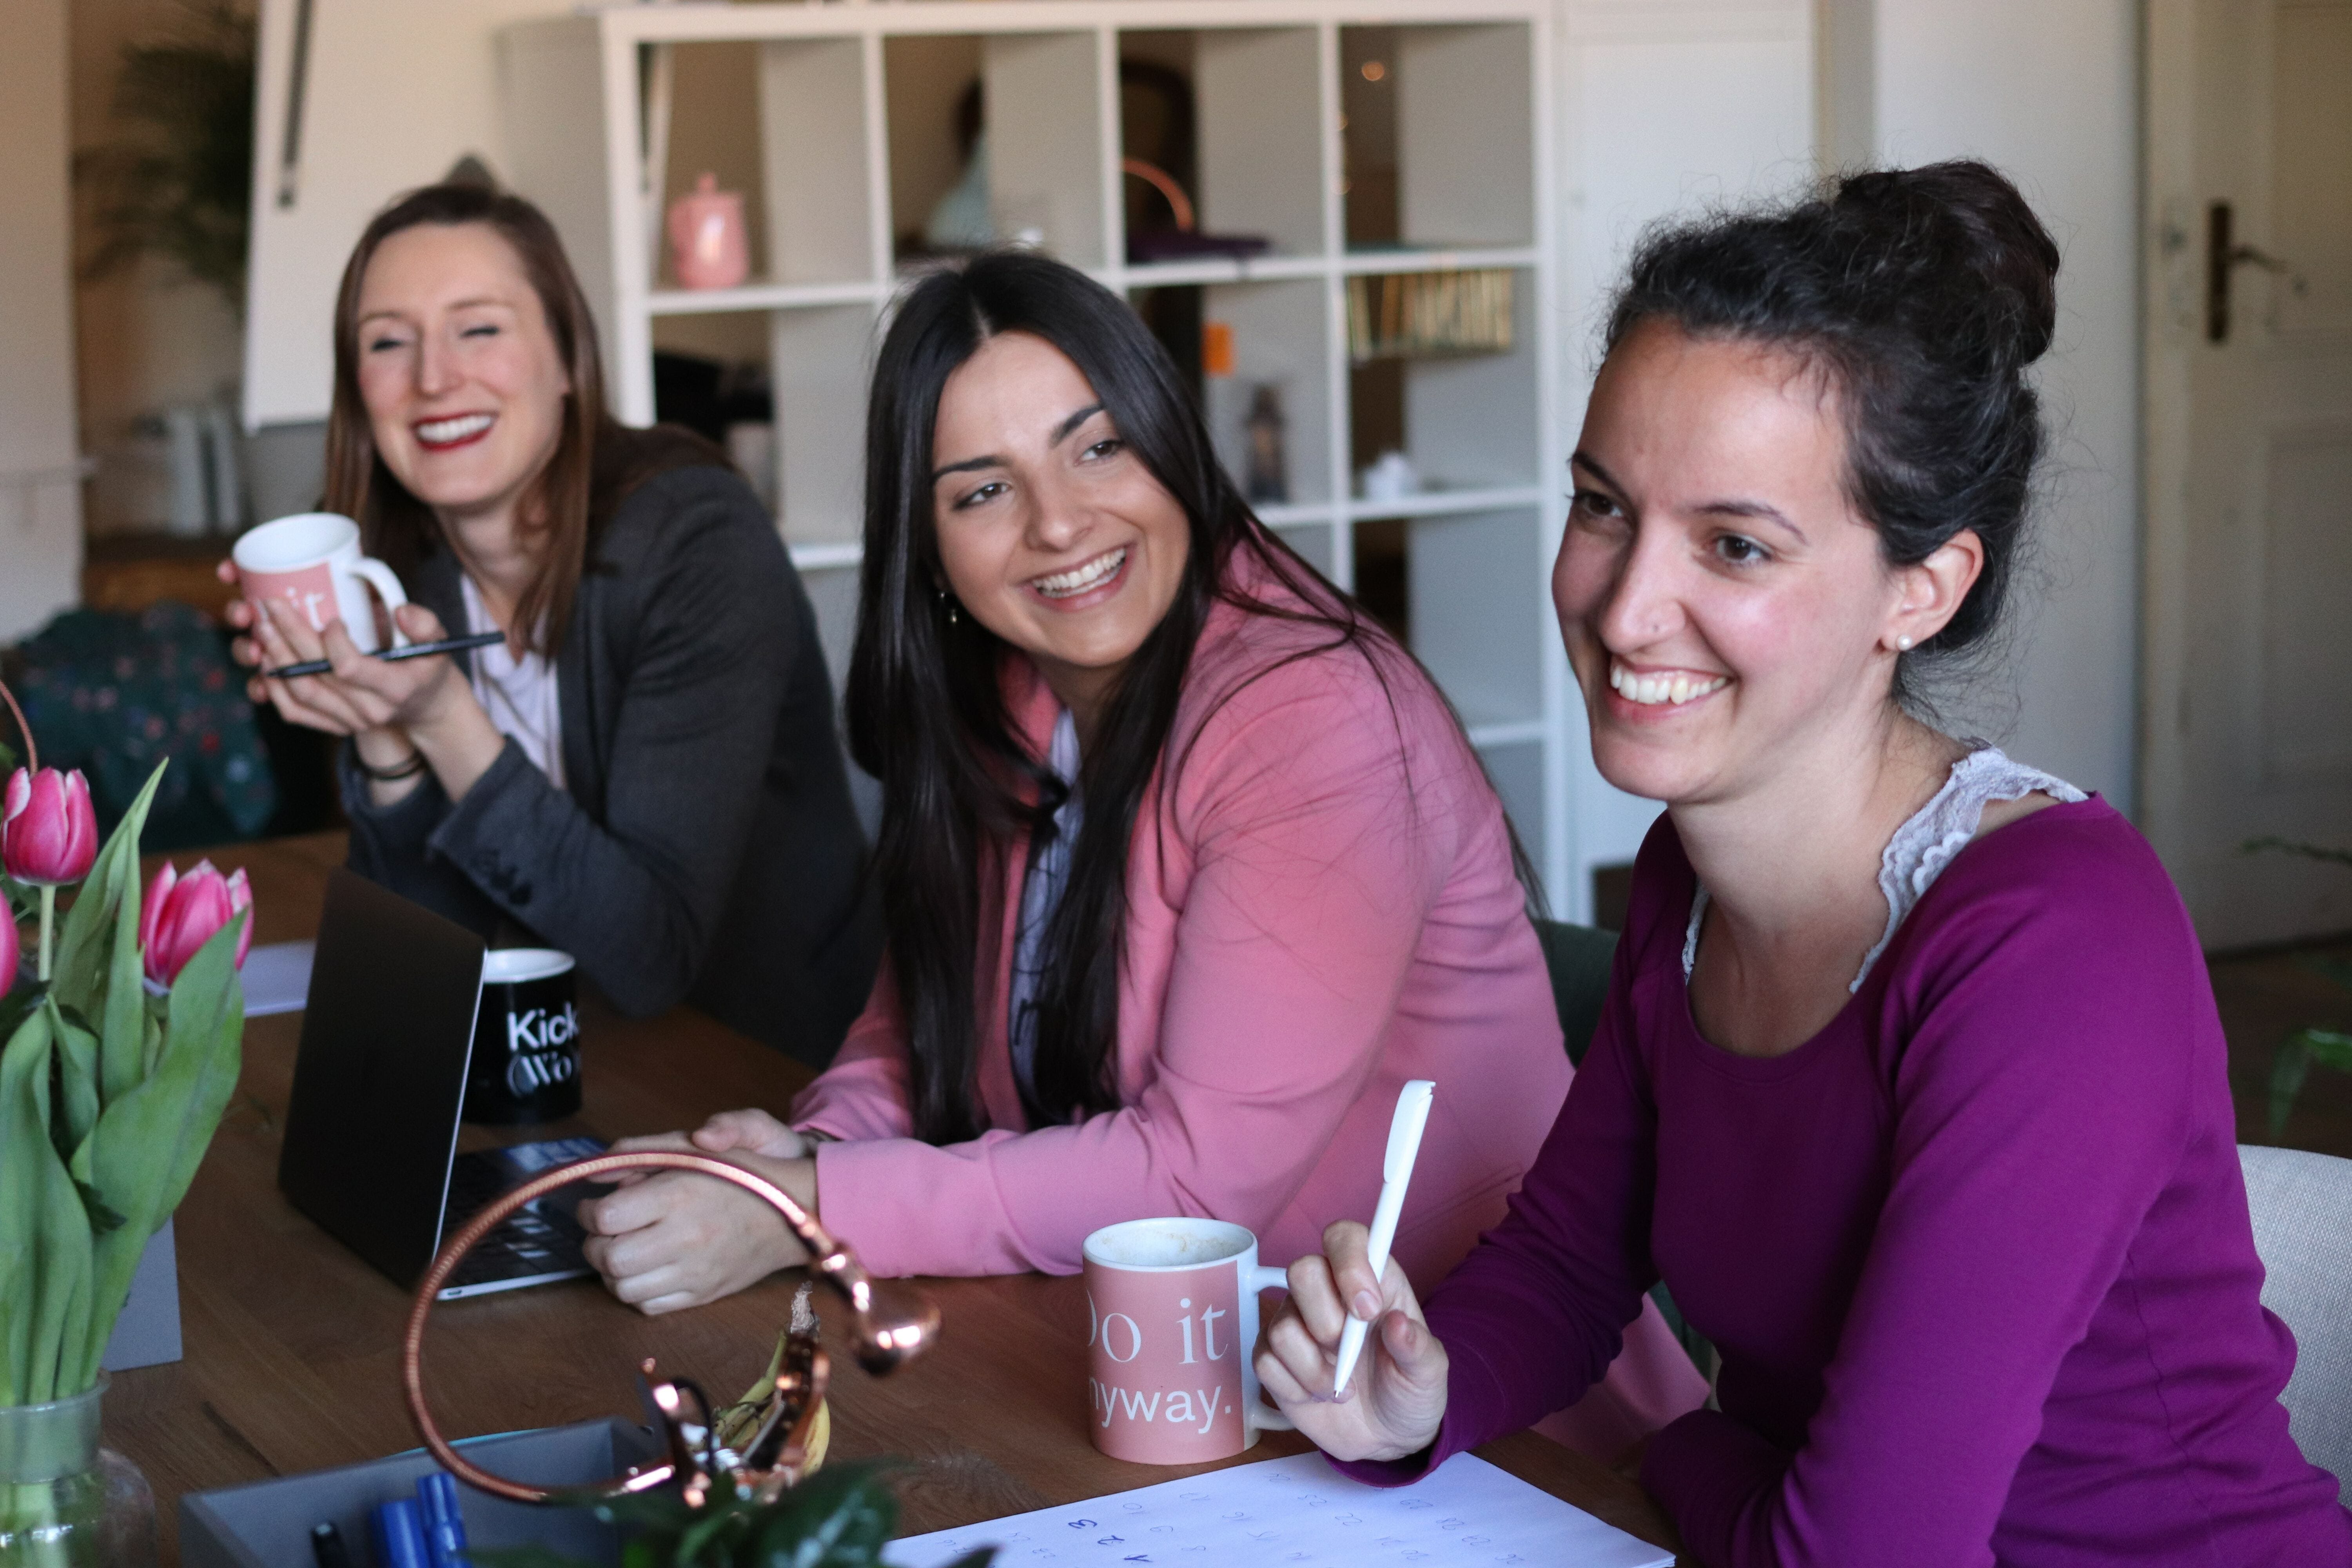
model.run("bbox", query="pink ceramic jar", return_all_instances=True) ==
[668,172,750,291]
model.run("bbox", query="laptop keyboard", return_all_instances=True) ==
[442,1136,608,1292]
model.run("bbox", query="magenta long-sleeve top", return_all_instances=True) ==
[1347,801,2352,1564]
[789,557,1707,1446]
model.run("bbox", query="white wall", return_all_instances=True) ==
[1872,0,2141,812]
[0,0,85,643]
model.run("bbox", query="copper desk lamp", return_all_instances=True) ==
[399,1150,939,1504]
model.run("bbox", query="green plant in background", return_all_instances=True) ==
[74,0,256,316]
[485,1465,992,1568]
[2243,838,2352,1138]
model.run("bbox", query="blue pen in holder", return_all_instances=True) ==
[368,1500,430,1568]
[415,1472,471,1568]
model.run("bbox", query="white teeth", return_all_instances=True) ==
[1031,546,1127,598]
[416,413,494,444]
[1608,660,1727,707]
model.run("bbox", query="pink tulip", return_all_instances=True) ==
[0,901,16,998]
[140,859,254,987]
[3,768,98,887]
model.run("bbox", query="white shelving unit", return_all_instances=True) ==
[498,0,1573,898]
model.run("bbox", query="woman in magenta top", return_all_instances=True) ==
[577,251,1704,1448]
[1259,164,2352,1562]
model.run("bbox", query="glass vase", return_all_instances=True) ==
[0,1378,155,1568]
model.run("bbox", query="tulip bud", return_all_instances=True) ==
[3,768,98,887]
[140,859,254,988]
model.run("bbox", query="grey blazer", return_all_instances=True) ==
[341,464,880,1067]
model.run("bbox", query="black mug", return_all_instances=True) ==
[465,948,582,1124]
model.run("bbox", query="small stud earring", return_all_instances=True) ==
[936,587,960,625]
[1895,634,1914,652]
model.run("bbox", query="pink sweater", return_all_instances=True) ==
[792,564,1704,1447]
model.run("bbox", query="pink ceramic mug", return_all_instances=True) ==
[231,512,410,654]
[1080,1217,1297,1465]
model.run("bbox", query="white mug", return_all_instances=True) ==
[231,512,410,654]
[1081,1217,1297,1465]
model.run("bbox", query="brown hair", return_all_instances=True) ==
[325,181,722,655]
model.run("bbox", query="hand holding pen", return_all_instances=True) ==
[217,557,512,800]
[266,630,506,680]
[1252,1080,1452,1464]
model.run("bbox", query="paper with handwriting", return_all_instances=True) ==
[884,1451,1672,1568]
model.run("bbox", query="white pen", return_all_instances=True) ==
[1331,1078,1436,1397]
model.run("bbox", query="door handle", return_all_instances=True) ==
[2207,201,2310,342]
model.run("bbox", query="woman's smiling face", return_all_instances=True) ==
[929,330,1192,718]
[352,221,572,527]
[1553,319,1919,807]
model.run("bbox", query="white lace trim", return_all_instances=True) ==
[1681,747,2086,993]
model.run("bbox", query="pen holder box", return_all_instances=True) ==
[179,1418,661,1568]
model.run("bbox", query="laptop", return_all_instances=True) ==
[278,869,607,1300]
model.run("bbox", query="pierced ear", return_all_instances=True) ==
[1886,528,1985,652]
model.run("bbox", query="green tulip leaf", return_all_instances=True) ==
[67,909,244,1391]
[0,1006,51,1405]
[52,760,167,1107]
[49,1000,101,1160]
[70,1178,127,1236]
[0,1006,96,1403]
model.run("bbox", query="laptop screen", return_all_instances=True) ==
[278,869,486,1288]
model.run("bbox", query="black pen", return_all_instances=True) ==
[268,630,507,680]
[311,1521,354,1568]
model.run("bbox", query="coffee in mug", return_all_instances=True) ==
[465,948,581,1124]
[231,512,410,654]
[1080,1217,1297,1465]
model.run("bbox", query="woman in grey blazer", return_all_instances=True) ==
[226,182,878,1065]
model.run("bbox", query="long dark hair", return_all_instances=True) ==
[1606,161,2060,698]
[326,181,722,653]
[848,251,1388,1143]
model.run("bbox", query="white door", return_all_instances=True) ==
[2143,0,2352,949]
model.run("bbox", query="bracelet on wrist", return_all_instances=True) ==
[353,743,428,783]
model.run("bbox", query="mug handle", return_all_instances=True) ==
[1244,1263,1296,1433]
[348,557,412,649]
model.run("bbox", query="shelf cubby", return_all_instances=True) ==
[757,36,884,286]
[1395,24,1535,251]
[984,31,1111,267]
[1399,264,1540,492]
[1476,736,1547,871]
[1201,278,1333,509]
[1406,505,1545,734]
[1274,522,1337,580]
[1188,27,1327,260]
[769,304,877,548]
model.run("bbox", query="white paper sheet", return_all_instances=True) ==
[238,939,314,1016]
[885,1451,1673,1568]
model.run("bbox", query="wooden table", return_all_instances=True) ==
[105,832,1682,1565]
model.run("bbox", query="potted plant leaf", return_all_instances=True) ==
[1,679,253,1568]
[2242,838,2352,1138]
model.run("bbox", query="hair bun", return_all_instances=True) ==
[1835,160,2060,366]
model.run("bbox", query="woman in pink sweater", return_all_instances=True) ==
[579,251,1703,1451]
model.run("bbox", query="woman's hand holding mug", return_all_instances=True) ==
[1255,1219,1452,1463]
[221,511,506,802]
